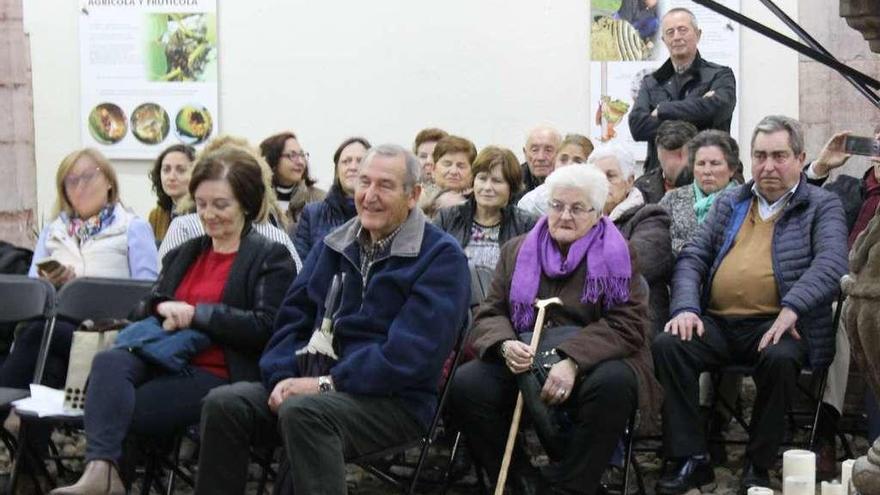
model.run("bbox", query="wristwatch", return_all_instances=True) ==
[318,375,335,393]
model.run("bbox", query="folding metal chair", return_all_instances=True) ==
[350,310,473,494]
[0,275,56,407]
[0,275,56,491]
[7,277,152,493]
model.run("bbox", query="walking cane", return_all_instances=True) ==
[495,297,563,495]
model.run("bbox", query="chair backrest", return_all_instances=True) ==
[0,274,55,323]
[55,277,154,322]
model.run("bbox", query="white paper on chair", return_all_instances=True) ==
[11,384,83,417]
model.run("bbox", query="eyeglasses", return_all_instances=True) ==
[280,151,309,161]
[548,200,594,218]
[63,169,103,189]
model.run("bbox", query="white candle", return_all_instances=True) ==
[785,475,814,495]
[822,481,845,495]
[842,459,855,495]
[747,487,774,495]
[783,450,816,495]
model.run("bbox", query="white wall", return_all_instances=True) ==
[23,0,799,223]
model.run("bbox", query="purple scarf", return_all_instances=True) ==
[509,216,632,333]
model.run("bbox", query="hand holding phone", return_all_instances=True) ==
[843,135,880,157]
[35,258,62,273]
[35,258,74,287]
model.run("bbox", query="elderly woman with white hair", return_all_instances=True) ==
[449,164,662,495]
[589,143,675,334]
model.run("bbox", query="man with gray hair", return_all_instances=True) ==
[652,115,848,495]
[519,125,563,197]
[629,7,736,173]
[193,144,471,495]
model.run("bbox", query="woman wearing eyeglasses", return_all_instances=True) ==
[590,144,674,336]
[259,131,325,231]
[0,148,158,461]
[434,145,537,269]
[449,164,662,495]
[293,137,371,260]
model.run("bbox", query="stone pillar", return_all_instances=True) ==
[0,0,36,249]
[841,0,880,54]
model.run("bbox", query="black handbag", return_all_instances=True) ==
[515,325,581,461]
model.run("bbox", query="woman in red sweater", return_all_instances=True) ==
[51,144,297,495]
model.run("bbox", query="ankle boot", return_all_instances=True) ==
[49,460,125,495]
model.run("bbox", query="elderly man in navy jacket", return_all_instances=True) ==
[193,144,471,495]
[652,115,848,495]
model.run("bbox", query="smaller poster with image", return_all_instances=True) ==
[80,1,218,159]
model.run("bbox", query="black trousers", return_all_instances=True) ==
[651,315,807,468]
[194,381,424,495]
[449,358,637,495]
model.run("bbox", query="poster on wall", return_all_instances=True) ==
[589,0,740,162]
[80,0,218,159]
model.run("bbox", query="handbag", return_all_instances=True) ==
[113,316,211,373]
[515,325,582,461]
[64,318,129,411]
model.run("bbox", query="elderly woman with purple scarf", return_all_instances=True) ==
[449,165,662,495]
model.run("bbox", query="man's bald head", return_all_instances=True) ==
[524,126,562,179]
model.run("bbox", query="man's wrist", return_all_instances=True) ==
[809,160,830,179]
[318,375,335,393]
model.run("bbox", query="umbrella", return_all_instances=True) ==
[295,272,345,377]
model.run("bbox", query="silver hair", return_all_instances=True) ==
[544,163,609,214]
[525,125,563,147]
[587,143,635,179]
[664,7,700,31]
[362,143,422,191]
[750,115,805,157]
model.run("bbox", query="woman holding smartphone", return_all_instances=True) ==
[0,149,158,453]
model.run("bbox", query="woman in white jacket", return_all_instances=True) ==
[1,148,158,450]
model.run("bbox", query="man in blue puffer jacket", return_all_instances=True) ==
[193,144,471,495]
[652,115,848,495]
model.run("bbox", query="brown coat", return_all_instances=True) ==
[471,235,663,430]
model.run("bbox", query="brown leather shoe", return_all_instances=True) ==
[49,460,124,495]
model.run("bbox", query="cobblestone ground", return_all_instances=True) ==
[0,379,870,494]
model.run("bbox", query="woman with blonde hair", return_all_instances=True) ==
[0,148,158,460]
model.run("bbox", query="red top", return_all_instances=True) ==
[174,248,237,379]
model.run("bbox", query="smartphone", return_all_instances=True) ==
[35,258,61,273]
[844,135,880,157]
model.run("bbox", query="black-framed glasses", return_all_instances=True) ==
[548,200,594,218]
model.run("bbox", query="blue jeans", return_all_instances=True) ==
[84,348,226,463]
